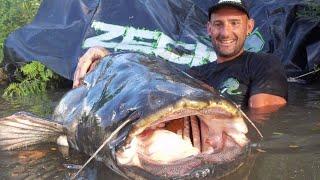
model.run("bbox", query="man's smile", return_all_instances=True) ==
[219,39,236,45]
[215,38,238,52]
[217,38,237,46]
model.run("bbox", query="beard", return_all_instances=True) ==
[211,37,245,59]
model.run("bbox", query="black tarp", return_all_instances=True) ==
[2,0,320,80]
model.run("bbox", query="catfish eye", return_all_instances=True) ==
[148,92,165,109]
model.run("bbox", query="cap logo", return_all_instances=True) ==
[218,0,242,3]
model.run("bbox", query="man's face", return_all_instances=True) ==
[207,7,254,61]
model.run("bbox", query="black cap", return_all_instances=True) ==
[208,0,250,19]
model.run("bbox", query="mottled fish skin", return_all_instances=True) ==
[0,52,249,179]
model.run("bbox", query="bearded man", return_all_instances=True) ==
[73,0,288,109]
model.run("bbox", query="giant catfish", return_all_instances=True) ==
[0,52,250,179]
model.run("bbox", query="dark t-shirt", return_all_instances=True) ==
[188,51,288,106]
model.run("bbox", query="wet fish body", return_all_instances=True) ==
[0,52,250,179]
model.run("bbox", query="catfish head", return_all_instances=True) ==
[53,52,250,179]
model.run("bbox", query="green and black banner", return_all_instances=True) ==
[3,0,320,80]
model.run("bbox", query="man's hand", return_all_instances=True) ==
[73,46,109,88]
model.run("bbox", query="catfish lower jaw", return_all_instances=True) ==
[115,108,249,177]
[130,135,249,178]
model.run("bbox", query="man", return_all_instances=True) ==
[73,0,288,109]
[188,0,288,108]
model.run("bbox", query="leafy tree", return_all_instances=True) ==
[0,0,41,63]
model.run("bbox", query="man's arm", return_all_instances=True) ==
[248,53,288,109]
[247,93,286,122]
[249,93,286,108]
[73,46,109,88]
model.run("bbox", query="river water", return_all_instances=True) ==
[0,82,319,180]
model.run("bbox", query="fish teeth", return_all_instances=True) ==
[190,116,201,151]
[200,119,213,153]
[182,117,191,143]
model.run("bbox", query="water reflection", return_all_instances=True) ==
[0,82,319,179]
[0,144,123,179]
[0,88,65,118]
[246,82,320,180]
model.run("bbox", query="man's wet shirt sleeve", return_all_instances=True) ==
[248,53,288,100]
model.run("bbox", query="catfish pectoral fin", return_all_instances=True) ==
[0,112,64,150]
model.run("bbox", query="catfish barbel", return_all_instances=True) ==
[0,52,250,179]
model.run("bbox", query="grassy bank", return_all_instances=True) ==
[0,0,41,64]
[0,0,65,97]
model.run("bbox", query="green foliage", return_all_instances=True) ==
[297,1,320,20]
[2,61,59,97]
[0,0,41,63]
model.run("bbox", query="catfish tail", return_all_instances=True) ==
[0,112,64,150]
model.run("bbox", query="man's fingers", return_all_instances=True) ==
[88,60,100,73]
[73,69,82,88]
[73,64,81,88]
[78,58,93,80]
[73,57,93,88]
[72,46,110,88]
[85,46,110,62]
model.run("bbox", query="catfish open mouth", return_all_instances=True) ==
[116,106,249,178]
